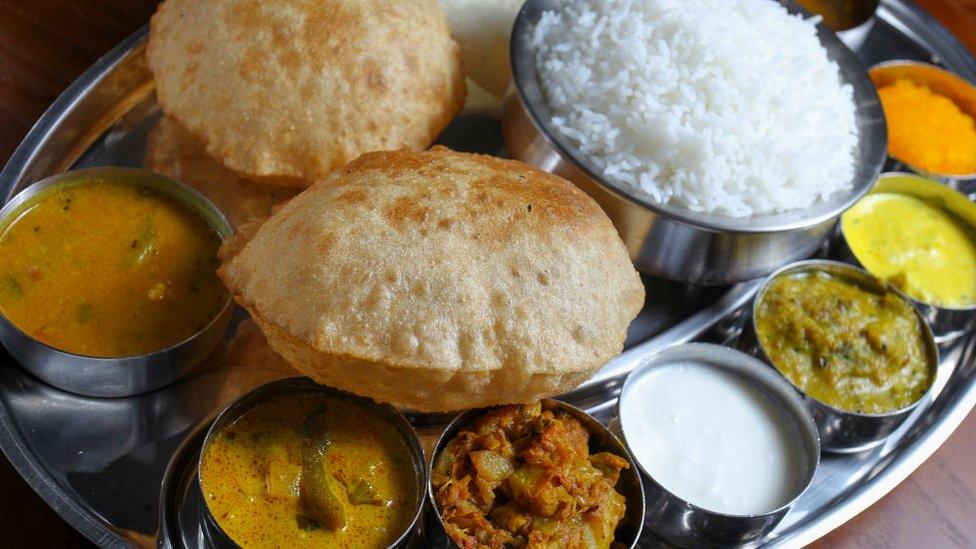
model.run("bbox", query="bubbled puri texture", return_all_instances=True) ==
[219,148,645,411]
[147,0,465,186]
[145,116,300,228]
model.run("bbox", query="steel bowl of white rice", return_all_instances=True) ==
[502,0,886,284]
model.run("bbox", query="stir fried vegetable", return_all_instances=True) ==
[432,403,629,549]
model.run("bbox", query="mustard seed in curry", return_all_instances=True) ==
[755,270,933,414]
[0,178,226,357]
[200,393,418,549]
[432,402,630,549]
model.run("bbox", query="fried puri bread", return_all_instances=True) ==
[218,148,645,411]
[146,116,300,228]
[147,0,465,186]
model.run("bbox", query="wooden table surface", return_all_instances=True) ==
[0,1,974,547]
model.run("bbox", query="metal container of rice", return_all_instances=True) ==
[504,0,887,284]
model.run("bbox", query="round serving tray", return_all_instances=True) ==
[0,1,974,547]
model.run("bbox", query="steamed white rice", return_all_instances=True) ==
[533,0,858,217]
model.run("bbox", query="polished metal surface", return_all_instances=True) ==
[424,399,645,548]
[744,260,940,453]
[195,378,427,549]
[838,16,878,53]
[503,0,888,284]
[834,172,976,341]
[799,0,880,31]
[0,168,233,398]
[0,1,973,547]
[618,344,820,548]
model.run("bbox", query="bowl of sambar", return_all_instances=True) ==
[0,167,233,397]
[197,377,426,549]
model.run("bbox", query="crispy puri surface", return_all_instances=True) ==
[147,0,465,184]
[145,116,300,228]
[219,148,644,411]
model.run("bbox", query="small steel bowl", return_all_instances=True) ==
[868,60,976,189]
[795,0,880,50]
[503,0,887,284]
[837,172,976,341]
[197,377,427,549]
[426,399,645,548]
[617,343,820,547]
[744,260,940,453]
[0,167,233,397]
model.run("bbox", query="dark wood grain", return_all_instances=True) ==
[0,1,972,547]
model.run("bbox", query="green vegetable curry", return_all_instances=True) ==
[755,270,933,414]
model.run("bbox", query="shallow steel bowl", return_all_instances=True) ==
[0,167,233,397]
[836,172,976,341]
[868,60,976,190]
[744,260,940,453]
[617,343,820,547]
[426,399,645,548]
[196,377,428,549]
[503,0,887,284]
[796,0,880,50]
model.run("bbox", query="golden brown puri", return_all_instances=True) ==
[145,116,300,228]
[223,319,300,376]
[147,0,465,187]
[219,147,645,412]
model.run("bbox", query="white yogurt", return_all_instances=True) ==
[620,361,809,515]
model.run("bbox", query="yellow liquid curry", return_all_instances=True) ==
[200,393,418,549]
[842,192,976,308]
[0,179,226,357]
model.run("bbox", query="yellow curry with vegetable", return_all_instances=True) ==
[200,393,418,548]
[432,402,629,548]
[0,179,226,357]
[755,270,933,414]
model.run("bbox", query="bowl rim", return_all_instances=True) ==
[509,0,887,234]
[0,166,234,363]
[751,259,941,418]
[617,342,822,520]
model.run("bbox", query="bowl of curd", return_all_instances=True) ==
[617,343,819,547]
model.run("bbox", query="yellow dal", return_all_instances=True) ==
[200,394,417,549]
[842,192,976,308]
[0,179,226,357]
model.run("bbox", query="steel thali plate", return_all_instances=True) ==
[0,1,975,547]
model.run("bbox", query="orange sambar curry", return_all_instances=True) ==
[200,393,418,548]
[0,178,226,357]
